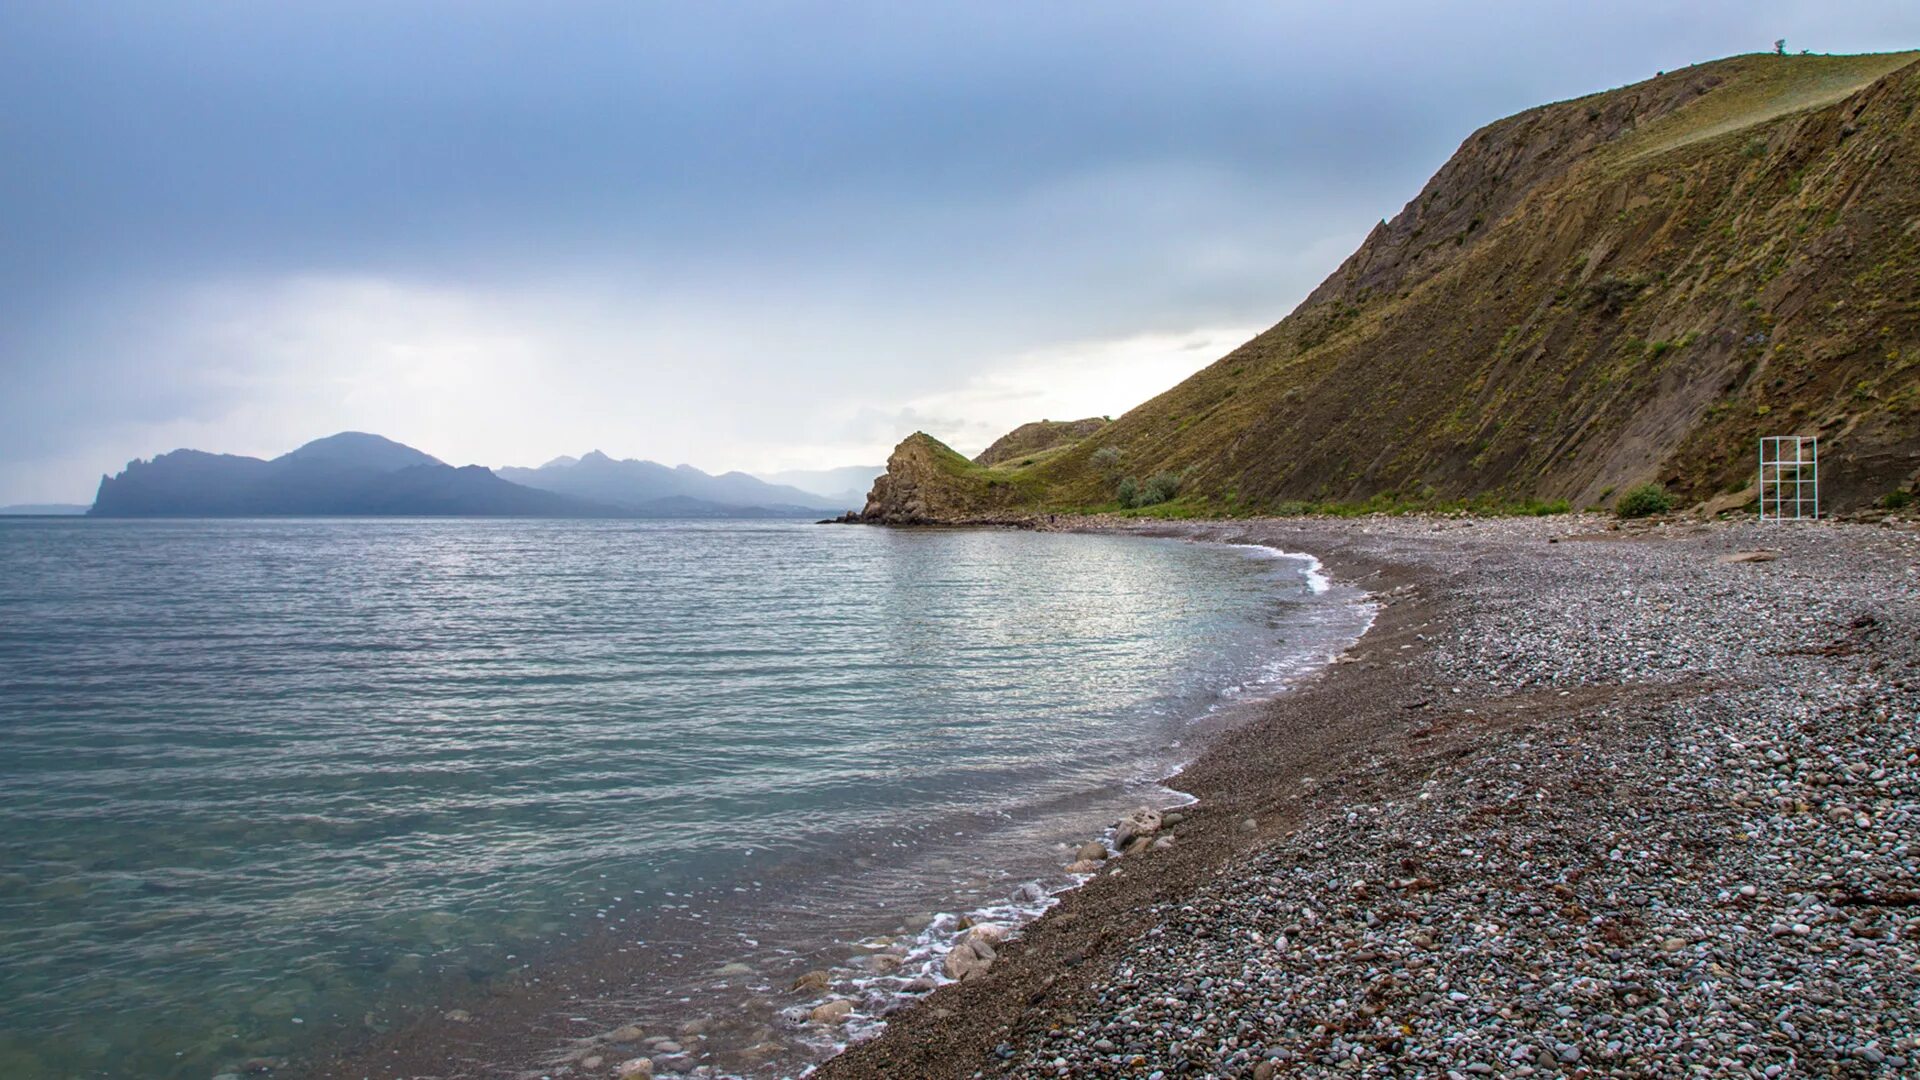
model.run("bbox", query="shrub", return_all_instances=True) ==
[1141,471,1182,506]
[1881,489,1913,510]
[1115,476,1140,508]
[1091,446,1123,477]
[1615,483,1674,518]
[1583,275,1645,315]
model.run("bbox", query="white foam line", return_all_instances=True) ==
[1227,541,1333,593]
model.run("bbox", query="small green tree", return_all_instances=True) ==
[1616,483,1674,518]
[1115,476,1140,508]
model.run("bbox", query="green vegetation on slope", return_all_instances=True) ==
[971,418,1108,467]
[864,52,1920,522]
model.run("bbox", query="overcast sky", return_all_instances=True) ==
[3,2,1916,502]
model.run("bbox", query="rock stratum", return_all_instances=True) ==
[859,52,1920,522]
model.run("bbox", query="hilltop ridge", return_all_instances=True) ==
[859,52,1920,522]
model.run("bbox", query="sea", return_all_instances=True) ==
[0,518,1371,1078]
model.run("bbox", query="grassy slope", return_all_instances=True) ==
[971,418,1108,467]
[882,52,1920,519]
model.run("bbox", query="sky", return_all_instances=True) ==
[3,2,1917,503]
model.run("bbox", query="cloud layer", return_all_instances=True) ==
[3,2,1916,502]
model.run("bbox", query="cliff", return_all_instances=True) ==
[860,434,1042,524]
[861,52,1920,521]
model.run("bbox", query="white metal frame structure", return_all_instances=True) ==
[1758,435,1818,521]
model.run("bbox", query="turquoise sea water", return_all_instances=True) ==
[0,519,1359,1078]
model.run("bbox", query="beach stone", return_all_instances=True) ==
[853,952,902,973]
[604,1024,646,1043]
[615,1059,652,1079]
[1115,807,1163,848]
[579,1055,603,1070]
[810,999,855,1025]
[1076,841,1108,862]
[968,922,1010,947]
[1718,549,1779,563]
[1066,859,1103,873]
[945,944,992,980]
[714,962,752,978]
[790,970,830,994]
[442,1009,472,1023]
[740,1041,785,1061]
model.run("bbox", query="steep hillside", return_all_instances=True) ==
[863,52,1920,521]
[971,418,1107,466]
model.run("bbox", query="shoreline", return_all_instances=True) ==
[818,513,1920,1077]
[810,516,1449,1078]
[289,532,1365,1080]
[294,513,1920,1078]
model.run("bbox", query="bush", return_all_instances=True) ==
[1141,471,1182,506]
[1583,275,1645,315]
[1114,470,1183,509]
[1615,483,1674,518]
[1091,446,1123,477]
[1881,489,1913,510]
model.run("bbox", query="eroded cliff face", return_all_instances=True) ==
[858,434,1027,524]
[861,52,1920,521]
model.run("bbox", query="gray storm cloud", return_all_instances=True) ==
[3,1,1916,502]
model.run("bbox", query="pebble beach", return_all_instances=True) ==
[818,514,1920,1079]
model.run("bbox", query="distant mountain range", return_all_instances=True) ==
[0,503,88,515]
[86,433,865,518]
[497,452,850,514]
[750,465,885,510]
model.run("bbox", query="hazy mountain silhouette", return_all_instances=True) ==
[498,452,849,512]
[752,465,885,509]
[89,438,610,518]
[277,431,444,471]
[88,434,844,518]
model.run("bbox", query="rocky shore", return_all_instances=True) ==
[818,514,1920,1079]
[296,513,1917,1079]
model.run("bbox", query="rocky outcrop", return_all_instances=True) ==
[856,432,1035,524]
